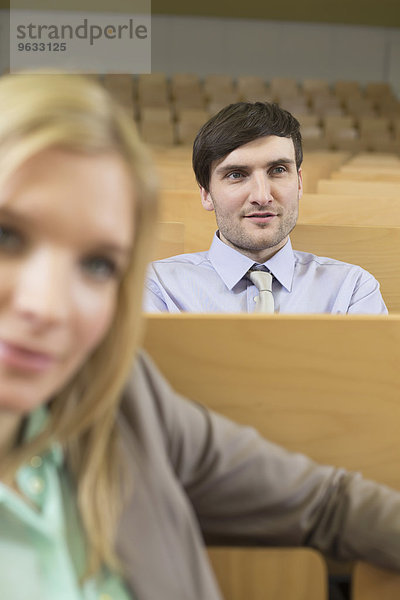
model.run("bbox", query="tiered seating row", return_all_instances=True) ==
[99,74,400,151]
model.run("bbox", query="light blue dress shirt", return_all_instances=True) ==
[144,234,387,314]
[0,408,133,600]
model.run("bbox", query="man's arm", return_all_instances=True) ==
[144,280,169,312]
[143,262,169,311]
[348,270,388,314]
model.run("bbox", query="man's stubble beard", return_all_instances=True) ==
[215,205,299,253]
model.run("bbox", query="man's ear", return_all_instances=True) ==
[200,186,215,211]
[297,168,303,200]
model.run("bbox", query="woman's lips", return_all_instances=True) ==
[0,339,56,373]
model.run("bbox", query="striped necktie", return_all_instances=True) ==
[248,266,274,314]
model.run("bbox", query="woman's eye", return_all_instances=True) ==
[0,225,24,253]
[81,256,118,281]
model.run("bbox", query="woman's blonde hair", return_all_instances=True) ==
[0,72,158,574]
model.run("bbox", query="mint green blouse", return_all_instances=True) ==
[0,409,134,600]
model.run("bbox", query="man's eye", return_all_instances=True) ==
[81,256,118,281]
[227,171,244,180]
[0,225,24,253]
[271,166,287,175]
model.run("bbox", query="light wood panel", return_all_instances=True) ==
[353,563,400,599]
[153,222,184,260]
[143,314,400,490]
[290,223,400,312]
[345,153,400,167]
[151,146,192,161]
[156,162,198,190]
[298,193,400,226]
[297,151,351,193]
[159,189,215,252]
[316,179,400,197]
[330,169,400,182]
[184,204,216,253]
[159,189,199,221]
[337,162,400,171]
[208,547,327,600]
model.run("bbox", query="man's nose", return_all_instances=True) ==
[13,247,72,326]
[250,172,274,204]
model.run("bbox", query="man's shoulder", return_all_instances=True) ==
[293,249,367,273]
[150,251,209,270]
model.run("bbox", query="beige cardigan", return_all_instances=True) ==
[116,353,400,599]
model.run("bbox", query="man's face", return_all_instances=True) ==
[200,135,303,263]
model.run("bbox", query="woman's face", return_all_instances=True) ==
[0,148,135,413]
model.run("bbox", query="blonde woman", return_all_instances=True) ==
[1,72,400,600]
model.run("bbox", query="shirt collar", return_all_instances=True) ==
[265,237,295,292]
[0,407,62,513]
[208,232,295,292]
[22,406,63,467]
[208,233,255,290]
[23,405,49,442]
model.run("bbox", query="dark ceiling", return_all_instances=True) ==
[2,0,399,28]
[151,0,400,28]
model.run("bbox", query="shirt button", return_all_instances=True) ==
[30,456,43,469]
[254,296,258,302]
[29,476,44,494]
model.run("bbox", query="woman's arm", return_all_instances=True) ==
[121,351,400,570]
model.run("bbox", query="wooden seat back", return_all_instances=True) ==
[353,562,400,600]
[331,169,400,182]
[316,179,400,197]
[208,547,327,600]
[298,193,400,226]
[291,223,400,312]
[152,222,184,260]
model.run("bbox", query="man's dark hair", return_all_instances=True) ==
[192,101,303,191]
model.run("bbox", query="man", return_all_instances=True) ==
[145,102,387,314]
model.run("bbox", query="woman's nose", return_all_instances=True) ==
[13,247,72,326]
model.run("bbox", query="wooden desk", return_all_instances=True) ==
[143,314,400,490]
